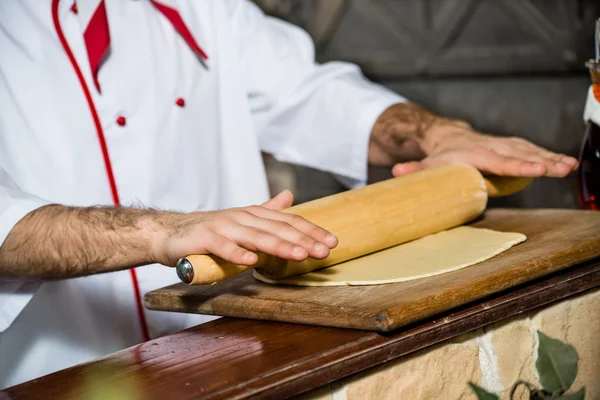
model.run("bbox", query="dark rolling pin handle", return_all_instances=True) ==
[176,258,195,284]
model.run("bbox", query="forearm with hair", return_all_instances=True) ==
[0,204,163,279]
[368,102,466,166]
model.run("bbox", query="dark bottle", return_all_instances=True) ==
[577,20,600,210]
[578,119,600,210]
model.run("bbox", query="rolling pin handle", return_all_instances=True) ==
[176,258,195,284]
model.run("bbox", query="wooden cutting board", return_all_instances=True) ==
[144,209,600,332]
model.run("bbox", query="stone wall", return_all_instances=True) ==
[296,287,600,400]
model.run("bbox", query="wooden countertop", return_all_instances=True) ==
[3,259,600,400]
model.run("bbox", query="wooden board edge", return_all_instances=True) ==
[144,291,382,331]
[380,252,600,332]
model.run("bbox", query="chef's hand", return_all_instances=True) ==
[1,191,337,279]
[153,190,338,267]
[368,103,578,178]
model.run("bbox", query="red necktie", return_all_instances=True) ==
[74,0,208,93]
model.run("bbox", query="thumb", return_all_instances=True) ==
[391,161,425,177]
[392,158,448,177]
[261,189,294,211]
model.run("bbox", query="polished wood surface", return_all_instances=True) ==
[145,209,600,332]
[4,260,600,400]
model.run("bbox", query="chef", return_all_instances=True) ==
[0,0,577,389]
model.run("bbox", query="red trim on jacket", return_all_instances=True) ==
[150,1,209,60]
[81,0,110,92]
[51,0,151,343]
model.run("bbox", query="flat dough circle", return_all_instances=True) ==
[253,226,526,286]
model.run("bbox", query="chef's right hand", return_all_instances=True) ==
[152,190,338,267]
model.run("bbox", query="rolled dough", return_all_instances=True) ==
[253,226,526,286]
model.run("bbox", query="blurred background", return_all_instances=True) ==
[254,0,600,208]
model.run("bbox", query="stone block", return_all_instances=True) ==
[489,316,537,398]
[329,331,483,400]
[531,289,600,399]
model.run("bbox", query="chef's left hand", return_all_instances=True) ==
[369,103,578,178]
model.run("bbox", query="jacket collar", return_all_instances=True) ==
[74,0,208,93]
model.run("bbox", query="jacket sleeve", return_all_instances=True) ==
[226,0,407,188]
[0,166,50,332]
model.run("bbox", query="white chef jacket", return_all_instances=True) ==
[0,0,405,388]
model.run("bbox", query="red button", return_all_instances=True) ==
[71,2,78,14]
[116,116,126,126]
[176,97,185,107]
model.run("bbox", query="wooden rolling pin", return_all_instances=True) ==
[175,164,533,285]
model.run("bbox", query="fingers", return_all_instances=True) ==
[392,151,543,178]
[391,161,424,177]
[461,147,550,176]
[392,158,448,177]
[246,206,338,248]
[224,209,335,259]
[560,155,578,168]
[491,147,563,177]
[225,225,313,261]
[190,202,339,266]
[261,190,294,211]
[493,138,577,177]
[258,191,335,258]
[205,234,258,266]
[392,138,578,179]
